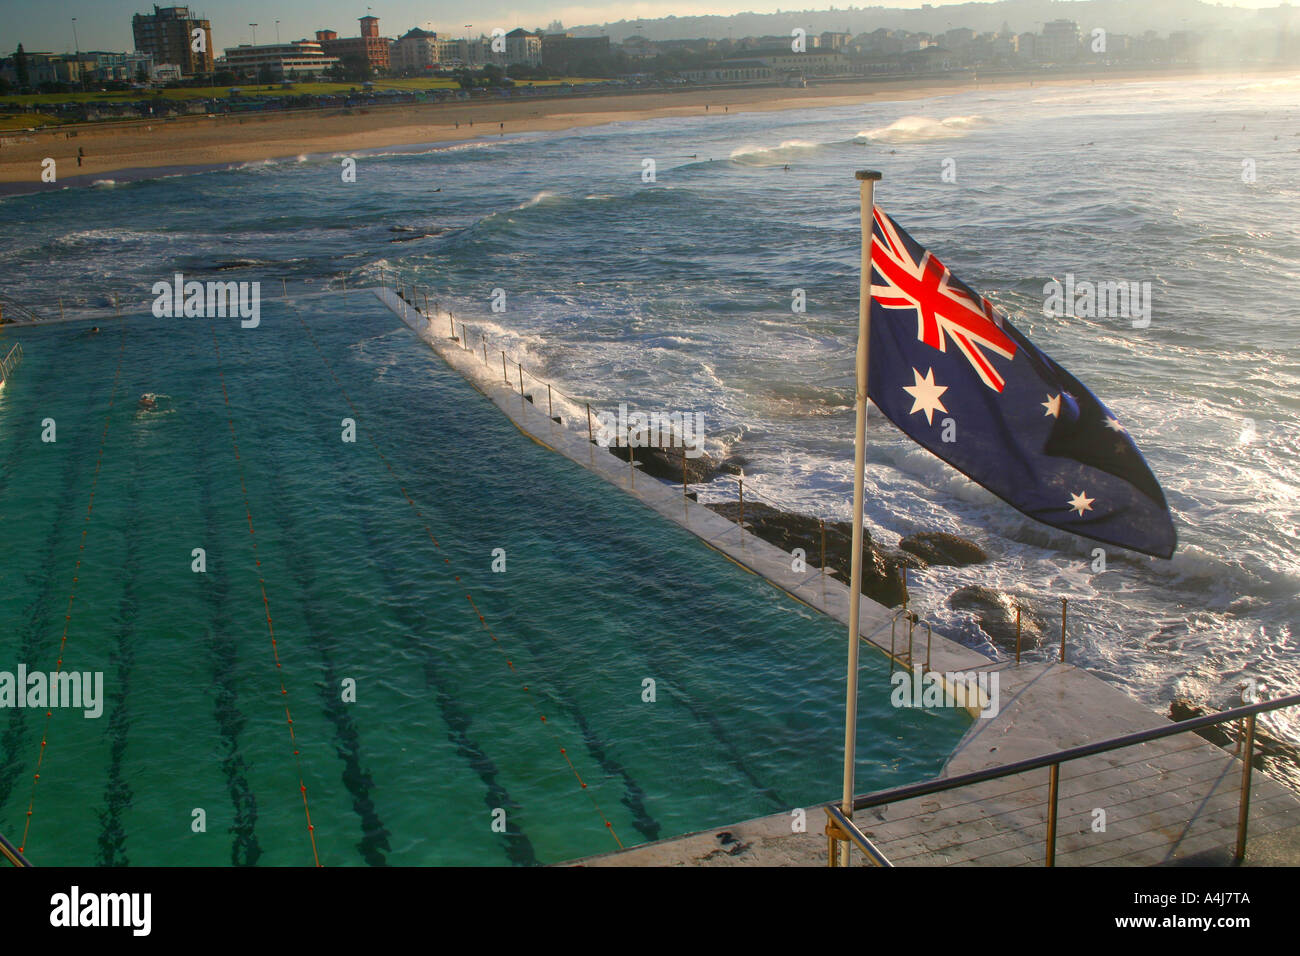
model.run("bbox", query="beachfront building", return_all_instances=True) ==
[754,49,850,75]
[221,41,339,80]
[131,5,214,77]
[679,60,773,83]
[316,16,391,73]
[504,29,543,68]
[540,33,611,71]
[1040,19,1082,63]
[390,28,439,74]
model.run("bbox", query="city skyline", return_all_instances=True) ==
[4,0,1290,55]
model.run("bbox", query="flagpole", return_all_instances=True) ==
[840,168,881,867]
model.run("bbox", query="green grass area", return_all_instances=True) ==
[0,112,60,130]
[0,76,607,107]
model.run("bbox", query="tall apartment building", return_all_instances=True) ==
[131,5,214,76]
[390,27,438,74]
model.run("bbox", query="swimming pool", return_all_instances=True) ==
[0,294,968,866]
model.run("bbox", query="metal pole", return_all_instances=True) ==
[682,445,688,498]
[1060,597,1067,663]
[282,277,287,297]
[548,383,553,419]
[1235,713,1256,860]
[518,362,525,409]
[450,314,456,339]
[502,351,508,383]
[586,403,594,443]
[1046,763,1060,866]
[483,339,487,364]
[820,518,827,598]
[1016,606,1022,664]
[423,292,429,315]
[738,478,744,540]
[840,169,881,868]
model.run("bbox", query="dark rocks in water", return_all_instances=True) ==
[1170,698,1300,782]
[717,455,749,476]
[948,585,1045,651]
[605,444,721,485]
[705,500,909,608]
[900,531,988,566]
[1169,699,1234,748]
[211,258,262,270]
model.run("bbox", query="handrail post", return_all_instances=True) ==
[1016,606,1022,664]
[1060,597,1067,663]
[548,383,553,420]
[738,478,744,538]
[501,350,508,383]
[820,518,827,598]
[1235,713,1256,861]
[1046,763,1060,866]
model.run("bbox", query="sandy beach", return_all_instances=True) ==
[0,69,1251,188]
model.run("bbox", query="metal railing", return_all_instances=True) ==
[1,830,31,868]
[827,691,1300,867]
[0,342,22,384]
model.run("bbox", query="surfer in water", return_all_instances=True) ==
[137,393,158,411]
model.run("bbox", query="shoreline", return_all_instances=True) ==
[1,67,1284,193]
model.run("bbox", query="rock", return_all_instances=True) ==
[1169,698,1235,748]
[705,500,909,607]
[899,532,988,566]
[948,585,1045,651]
[606,444,721,485]
[717,455,749,476]
[1170,698,1300,788]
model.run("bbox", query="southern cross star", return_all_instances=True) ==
[1042,393,1061,417]
[1067,491,1095,516]
[903,367,949,425]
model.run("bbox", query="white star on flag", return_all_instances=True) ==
[1067,491,1095,516]
[1105,417,1126,433]
[903,367,949,425]
[1042,394,1061,418]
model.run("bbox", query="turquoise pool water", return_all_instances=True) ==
[0,294,968,866]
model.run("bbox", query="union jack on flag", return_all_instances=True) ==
[865,207,1176,559]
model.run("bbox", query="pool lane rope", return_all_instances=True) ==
[20,322,127,857]
[209,321,323,867]
[292,300,625,852]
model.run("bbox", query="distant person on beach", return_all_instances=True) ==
[77,147,84,168]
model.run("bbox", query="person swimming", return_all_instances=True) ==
[138,393,158,411]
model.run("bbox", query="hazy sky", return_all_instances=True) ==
[0,0,1280,54]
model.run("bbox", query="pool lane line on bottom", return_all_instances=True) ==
[290,297,628,853]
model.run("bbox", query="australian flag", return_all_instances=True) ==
[867,206,1176,559]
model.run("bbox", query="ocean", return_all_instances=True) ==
[1,71,1298,862]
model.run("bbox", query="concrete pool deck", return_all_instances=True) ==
[375,286,1300,867]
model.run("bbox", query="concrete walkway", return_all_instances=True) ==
[375,287,1300,867]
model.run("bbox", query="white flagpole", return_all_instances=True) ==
[840,169,881,867]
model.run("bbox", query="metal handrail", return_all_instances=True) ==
[853,691,1300,812]
[0,830,31,867]
[828,691,1300,866]
[824,805,893,867]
